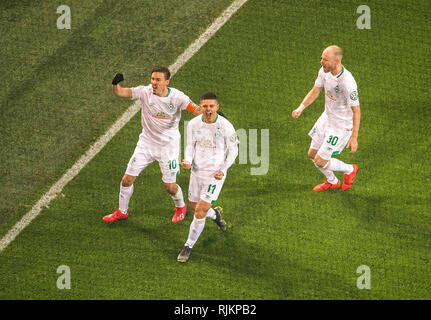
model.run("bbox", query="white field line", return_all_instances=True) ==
[0,0,248,253]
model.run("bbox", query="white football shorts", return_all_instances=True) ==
[188,170,226,204]
[125,137,180,183]
[308,113,352,160]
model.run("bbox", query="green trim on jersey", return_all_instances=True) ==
[165,87,171,97]
[336,66,344,78]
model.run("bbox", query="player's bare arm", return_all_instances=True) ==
[346,105,360,153]
[292,85,322,118]
[112,73,132,98]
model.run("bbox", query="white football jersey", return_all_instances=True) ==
[185,114,239,174]
[131,85,191,146]
[314,66,360,130]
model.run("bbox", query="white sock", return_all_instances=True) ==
[326,158,354,174]
[185,216,206,248]
[206,208,216,220]
[312,159,338,184]
[119,184,134,214]
[171,184,185,208]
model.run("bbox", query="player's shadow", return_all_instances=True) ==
[340,193,386,226]
[109,189,376,299]
[124,215,365,299]
[340,192,431,250]
[1,0,122,111]
[197,229,365,299]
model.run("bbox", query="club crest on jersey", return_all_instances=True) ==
[215,128,221,138]
[335,85,340,93]
[168,103,174,111]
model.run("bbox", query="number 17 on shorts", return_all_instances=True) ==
[202,178,225,204]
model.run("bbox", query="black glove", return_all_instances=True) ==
[217,110,227,119]
[112,73,124,85]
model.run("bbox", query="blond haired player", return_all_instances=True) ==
[292,45,360,191]
[103,67,202,223]
[177,92,239,262]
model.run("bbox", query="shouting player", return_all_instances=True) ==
[292,45,361,191]
[103,67,202,223]
[177,92,239,262]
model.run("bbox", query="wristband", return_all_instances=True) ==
[295,103,305,113]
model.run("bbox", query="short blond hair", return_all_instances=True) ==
[326,45,343,61]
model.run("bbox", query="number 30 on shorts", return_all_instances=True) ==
[326,135,339,146]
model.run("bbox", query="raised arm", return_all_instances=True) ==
[112,73,132,98]
[185,101,203,116]
[292,85,322,118]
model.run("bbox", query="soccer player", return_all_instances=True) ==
[103,67,202,223]
[292,45,360,191]
[177,92,239,262]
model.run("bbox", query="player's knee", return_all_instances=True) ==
[194,202,209,219]
[314,156,328,168]
[121,175,135,187]
[194,209,206,219]
[308,149,317,160]
[163,182,177,195]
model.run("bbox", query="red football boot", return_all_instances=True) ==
[313,180,341,191]
[342,164,358,191]
[102,209,128,223]
[172,204,187,223]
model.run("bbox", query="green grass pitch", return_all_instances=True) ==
[0,0,430,299]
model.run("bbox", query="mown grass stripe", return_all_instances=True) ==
[0,0,248,253]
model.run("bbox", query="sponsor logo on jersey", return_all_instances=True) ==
[152,112,170,119]
[201,138,216,149]
[325,90,337,101]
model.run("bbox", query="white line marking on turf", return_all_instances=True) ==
[0,0,248,253]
